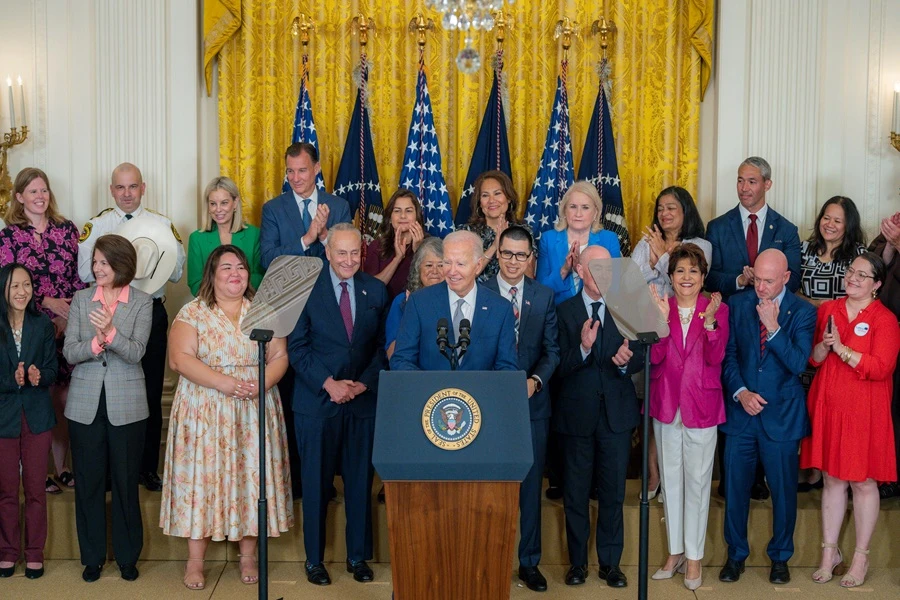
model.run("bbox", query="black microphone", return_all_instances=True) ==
[457,318,471,355]
[436,318,450,353]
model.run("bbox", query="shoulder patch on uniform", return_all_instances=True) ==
[93,207,114,218]
[78,222,93,243]
[171,223,183,243]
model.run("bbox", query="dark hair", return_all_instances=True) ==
[498,224,534,249]
[853,252,886,290]
[376,189,425,261]
[807,196,866,263]
[197,245,255,308]
[667,243,709,278]
[93,234,137,288]
[468,170,518,227]
[285,142,318,163]
[0,264,40,347]
[652,186,706,240]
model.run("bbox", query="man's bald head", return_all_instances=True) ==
[578,244,611,265]
[576,244,613,300]
[111,162,143,185]
[753,248,790,300]
[110,162,146,214]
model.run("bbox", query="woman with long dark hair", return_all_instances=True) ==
[364,188,425,300]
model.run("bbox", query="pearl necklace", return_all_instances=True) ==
[677,307,695,325]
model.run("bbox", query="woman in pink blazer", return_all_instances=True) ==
[648,243,728,590]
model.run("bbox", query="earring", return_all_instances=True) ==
[872,289,878,300]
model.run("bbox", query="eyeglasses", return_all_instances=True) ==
[498,250,533,262]
[845,267,875,281]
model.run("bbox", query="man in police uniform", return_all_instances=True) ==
[77,162,185,492]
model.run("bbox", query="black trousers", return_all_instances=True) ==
[69,388,145,567]
[560,406,632,568]
[519,418,549,567]
[140,299,167,474]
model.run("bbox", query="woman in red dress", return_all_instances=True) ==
[801,252,900,588]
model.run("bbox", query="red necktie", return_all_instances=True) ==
[759,318,766,358]
[746,213,759,267]
[339,282,353,342]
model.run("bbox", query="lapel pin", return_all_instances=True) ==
[525,300,531,306]
[362,289,367,295]
[481,306,488,310]
[787,310,791,315]
[769,224,773,229]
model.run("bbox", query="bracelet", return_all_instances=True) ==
[704,319,717,331]
[841,347,853,363]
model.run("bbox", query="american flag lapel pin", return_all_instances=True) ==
[362,289,367,296]
[525,300,531,306]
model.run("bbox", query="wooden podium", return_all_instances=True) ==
[374,371,532,600]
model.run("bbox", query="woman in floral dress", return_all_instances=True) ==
[161,245,292,591]
[0,167,85,494]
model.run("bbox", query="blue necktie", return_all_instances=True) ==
[301,198,312,231]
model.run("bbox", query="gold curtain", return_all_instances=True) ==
[205,0,714,241]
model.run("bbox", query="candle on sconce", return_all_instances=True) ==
[18,76,25,128]
[6,76,15,129]
[893,82,900,135]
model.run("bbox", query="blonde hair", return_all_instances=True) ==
[554,180,604,233]
[6,168,66,227]
[202,176,246,234]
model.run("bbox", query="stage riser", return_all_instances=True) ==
[33,484,900,568]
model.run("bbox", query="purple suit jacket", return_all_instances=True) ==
[649,295,729,429]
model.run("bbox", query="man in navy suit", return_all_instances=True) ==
[288,223,389,586]
[483,226,560,592]
[261,142,352,500]
[390,230,518,372]
[718,249,815,585]
[706,156,802,500]
[554,245,644,588]
[260,142,352,268]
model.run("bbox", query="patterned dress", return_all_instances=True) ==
[160,298,293,540]
[0,220,86,382]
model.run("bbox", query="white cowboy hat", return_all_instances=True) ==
[115,215,179,294]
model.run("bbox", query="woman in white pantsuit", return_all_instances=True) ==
[648,243,728,590]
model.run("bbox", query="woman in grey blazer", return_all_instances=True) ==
[63,234,152,583]
[0,264,58,580]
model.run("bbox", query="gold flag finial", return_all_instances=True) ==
[351,13,376,47]
[408,13,434,49]
[554,17,580,57]
[590,16,617,60]
[492,9,512,48]
[291,13,315,46]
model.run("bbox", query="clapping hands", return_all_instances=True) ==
[14,362,41,387]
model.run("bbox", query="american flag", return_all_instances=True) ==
[333,57,383,241]
[398,52,453,237]
[524,74,575,239]
[577,59,631,255]
[455,52,512,227]
[283,54,326,194]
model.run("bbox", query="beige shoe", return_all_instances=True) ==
[183,558,205,591]
[684,564,702,590]
[840,548,869,588]
[812,542,844,583]
[651,555,685,580]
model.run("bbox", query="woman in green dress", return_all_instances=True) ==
[187,177,264,295]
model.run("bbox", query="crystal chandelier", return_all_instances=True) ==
[424,0,514,74]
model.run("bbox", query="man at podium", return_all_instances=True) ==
[390,230,518,372]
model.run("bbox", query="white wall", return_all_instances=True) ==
[700,0,900,240]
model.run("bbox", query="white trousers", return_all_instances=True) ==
[653,409,717,560]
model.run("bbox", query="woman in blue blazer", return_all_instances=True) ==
[537,180,622,305]
[0,264,58,580]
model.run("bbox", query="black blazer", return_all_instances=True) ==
[0,312,58,438]
[483,276,560,420]
[289,268,389,419]
[553,293,644,436]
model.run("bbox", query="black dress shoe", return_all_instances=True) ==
[769,561,790,584]
[718,558,744,582]
[518,566,548,592]
[346,559,374,582]
[564,565,587,586]
[139,471,163,492]
[119,563,139,581]
[717,482,726,499]
[589,487,599,501]
[25,566,44,579]
[0,565,14,578]
[305,562,331,585]
[598,565,627,587]
[545,486,563,500]
[750,481,770,501]
[377,485,386,504]
[82,564,103,582]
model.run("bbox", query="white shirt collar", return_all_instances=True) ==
[114,205,144,220]
[497,275,525,298]
[449,283,478,311]
[738,202,768,226]
[580,288,604,317]
[293,187,319,205]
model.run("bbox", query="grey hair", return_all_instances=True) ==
[443,230,485,262]
[325,222,362,246]
[407,237,443,293]
[740,156,772,181]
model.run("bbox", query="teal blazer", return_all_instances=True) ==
[187,225,265,295]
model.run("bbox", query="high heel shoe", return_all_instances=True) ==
[840,548,869,588]
[811,542,844,583]
[684,563,702,590]
[183,558,205,591]
[641,481,661,502]
[238,553,259,585]
[651,555,685,580]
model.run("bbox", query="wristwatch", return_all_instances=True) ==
[529,375,543,393]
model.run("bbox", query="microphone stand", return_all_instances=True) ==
[250,329,273,600]
[435,318,470,370]
[635,330,660,600]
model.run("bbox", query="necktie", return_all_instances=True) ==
[746,213,759,267]
[339,282,353,342]
[301,198,312,232]
[124,213,133,221]
[591,301,603,351]
[452,298,465,342]
[510,286,520,341]
[759,317,767,359]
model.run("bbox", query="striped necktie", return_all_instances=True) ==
[510,286,520,341]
